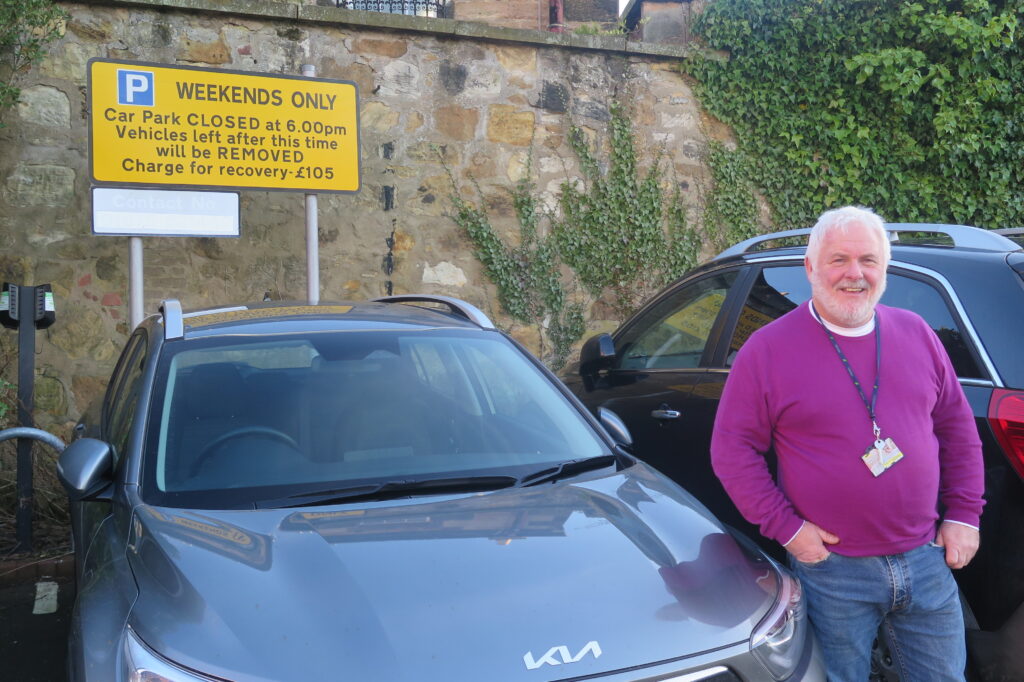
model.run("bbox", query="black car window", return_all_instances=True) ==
[105,332,148,466]
[881,273,984,380]
[721,264,984,380]
[726,266,810,365]
[615,271,737,370]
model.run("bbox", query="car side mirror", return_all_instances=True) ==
[579,333,616,377]
[57,438,113,501]
[598,407,633,449]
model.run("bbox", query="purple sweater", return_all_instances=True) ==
[711,302,984,556]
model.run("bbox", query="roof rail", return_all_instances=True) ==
[160,299,184,340]
[716,223,1019,260]
[715,228,812,260]
[886,223,1019,251]
[373,295,495,329]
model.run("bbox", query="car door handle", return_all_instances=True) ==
[651,406,681,420]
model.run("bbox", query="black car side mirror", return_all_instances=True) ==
[57,438,113,501]
[579,333,616,376]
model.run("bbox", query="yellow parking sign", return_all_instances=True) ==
[88,59,360,193]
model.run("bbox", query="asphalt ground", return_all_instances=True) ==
[0,557,73,682]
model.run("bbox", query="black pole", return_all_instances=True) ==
[15,285,36,552]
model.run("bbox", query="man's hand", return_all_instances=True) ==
[935,521,979,569]
[785,521,839,563]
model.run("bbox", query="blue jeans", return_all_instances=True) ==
[789,542,965,682]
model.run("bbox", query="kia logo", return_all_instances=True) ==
[523,641,602,669]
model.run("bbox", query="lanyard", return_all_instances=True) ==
[818,311,882,441]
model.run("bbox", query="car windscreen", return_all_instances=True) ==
[141,329,608,508]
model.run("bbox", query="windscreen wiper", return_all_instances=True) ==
[517,455,617,488]
[256,475,519,509]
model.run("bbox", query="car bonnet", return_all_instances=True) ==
[125,464,778,681]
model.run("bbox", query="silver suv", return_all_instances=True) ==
[59,296,825,681]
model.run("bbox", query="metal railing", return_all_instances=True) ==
[336,0,450,18]
[0,427,66,552]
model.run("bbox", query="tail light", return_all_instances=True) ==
[988,389,1024,481]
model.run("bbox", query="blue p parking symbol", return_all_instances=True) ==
[117,69,154,106]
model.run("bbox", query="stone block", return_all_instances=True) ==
[409,174,449,216]
[463,65,502,97]
[439,61,467,96]
[659,107,700,134]
[422,261,467,287]
[4,165,76,208]
[68,15,116,42]
[507,151,529,182]
[535,81,569,113]
[466,152,497,180]
[41,41,91,84]
[392,230,415,253]
[17,87,71,129]
[48,307,104,361]
[487,105,534,146]
[435,105,479,141]
[494,44,536,74]
[406,111,424,132]
[407,141,459,166]
[34,373,67,418]
[353,37,408,58]
[508,324,542,355]
[326,60,374,95]
[179,35,231,64]
[95,254,122,282]
[378,60,420,98]
[361,101,400,133]
[571,99,610,122]
[71,376,108,414]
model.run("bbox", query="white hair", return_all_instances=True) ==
[806,206,890,265]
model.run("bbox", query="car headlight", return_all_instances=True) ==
[749,570,807,680]
[122,627,221,682]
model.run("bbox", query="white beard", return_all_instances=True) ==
[809,270,886,327]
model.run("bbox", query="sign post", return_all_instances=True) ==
[88,59,360,319]
[92,187,242,328]
[302,63,320,305]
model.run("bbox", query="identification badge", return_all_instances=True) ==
[862,437,904,477]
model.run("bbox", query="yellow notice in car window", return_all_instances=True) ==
[731,305,775,350]
[663,291,725,340]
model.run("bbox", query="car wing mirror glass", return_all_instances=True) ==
[598,407,633,448]
[57,438,113,501]
[579,333,616,376]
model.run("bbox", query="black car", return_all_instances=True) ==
[565,224,1024,682]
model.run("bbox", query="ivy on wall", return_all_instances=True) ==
[687,0,1024,229]
[0,0,67,118]
[449,171,586,370]
[700,141,760,250]
[447,102,703,368]
[448,173,585,368]
[554,100,700,317]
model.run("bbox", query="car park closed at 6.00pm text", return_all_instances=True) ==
[88,59,360,193]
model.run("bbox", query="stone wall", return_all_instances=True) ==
[0,0,726,431]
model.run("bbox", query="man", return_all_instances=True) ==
[710,206,984,681]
